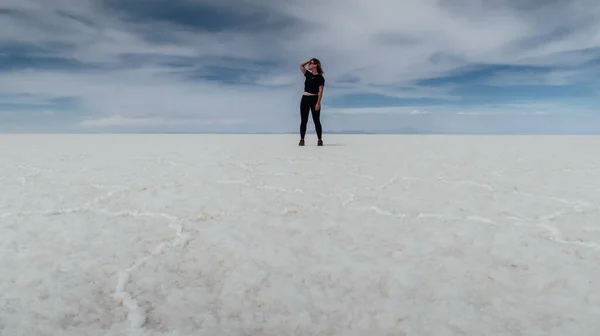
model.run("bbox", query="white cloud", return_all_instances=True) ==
[481,65,600,86]
[0,0,599,132]
[327,106,435,116]
[328,101,595,118]
[79,115,244,127]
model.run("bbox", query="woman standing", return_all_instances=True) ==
[298,58,325,146]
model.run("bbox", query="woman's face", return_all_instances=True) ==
[309,60,318,70]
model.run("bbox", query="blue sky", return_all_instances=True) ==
[1,0,599,134]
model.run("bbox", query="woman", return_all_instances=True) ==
[298,58,325,146]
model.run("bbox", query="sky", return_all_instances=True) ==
[1,0,599,134]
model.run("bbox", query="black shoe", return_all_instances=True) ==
[299,139,305,146]
[317,139,323,146]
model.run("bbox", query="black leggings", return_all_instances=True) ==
[300,95,322,139]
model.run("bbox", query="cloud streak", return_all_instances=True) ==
[0,0,599,133]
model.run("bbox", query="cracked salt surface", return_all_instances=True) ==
[1,134,600,335]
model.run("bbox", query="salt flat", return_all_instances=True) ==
[1,134,599,336]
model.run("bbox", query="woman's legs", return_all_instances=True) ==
[299,95,323,144]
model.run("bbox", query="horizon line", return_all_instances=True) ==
[2,131,600,135]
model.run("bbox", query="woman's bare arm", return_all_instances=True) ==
[316,85,324,108]
[299,60,310,74]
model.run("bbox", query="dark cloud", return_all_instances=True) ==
[54,9,97,28]
[100,0,299,33]
[0,54,89,71]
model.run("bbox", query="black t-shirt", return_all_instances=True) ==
[304,70,325,94]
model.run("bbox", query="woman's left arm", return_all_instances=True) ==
[316,84,324,110]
